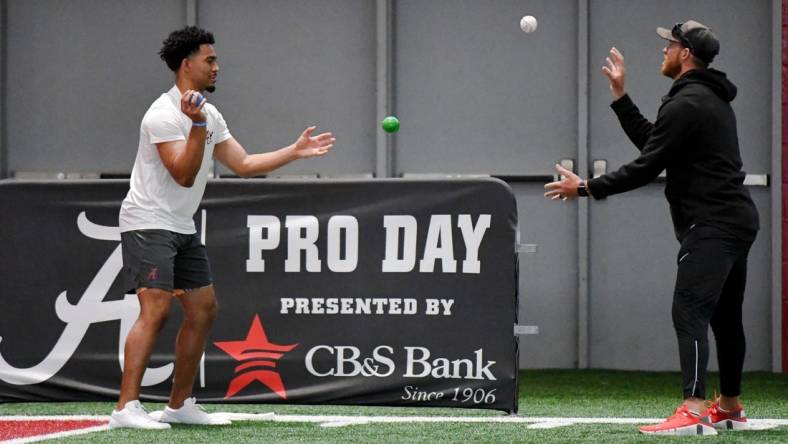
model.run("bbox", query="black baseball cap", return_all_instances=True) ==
[657,20,720,64]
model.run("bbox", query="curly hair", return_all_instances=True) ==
[158,26,215,72]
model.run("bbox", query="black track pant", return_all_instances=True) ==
[672,224,754,399]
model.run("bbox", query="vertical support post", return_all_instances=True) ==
[773,0,784,372]
[576,0,590,369]
[186,0,197,26]
[185,0,213,177]
[376,0,393,178]
[0,0,7,179]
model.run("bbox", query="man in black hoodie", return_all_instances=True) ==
[545,20,759,436]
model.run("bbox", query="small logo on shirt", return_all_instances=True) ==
[147,267,159,281]
[206,130,214,144]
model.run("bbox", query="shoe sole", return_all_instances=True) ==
[160,419,232,426]
[639,424,718,436]
[160,413,231,426]
[109,417,171,430]
[712,419,749,431]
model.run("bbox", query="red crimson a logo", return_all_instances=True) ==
[213,315,298,399]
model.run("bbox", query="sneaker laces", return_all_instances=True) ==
[667,405,691,420]
[704,397,715,414]
[125,401,159,422]
[183,397,207,413]
[128,401,149,414]
[709,391,741,413]
[673,404,706,419]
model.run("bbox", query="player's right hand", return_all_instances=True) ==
[544,164,582,201]
[601,47,626,101]
[291,126,335,159]
[181,89,207,123]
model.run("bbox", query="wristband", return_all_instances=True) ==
[577,182,589,197]
[192,121,207,127]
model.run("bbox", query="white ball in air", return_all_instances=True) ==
[520,15,538,33]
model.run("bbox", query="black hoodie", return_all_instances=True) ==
[587,68,759,241]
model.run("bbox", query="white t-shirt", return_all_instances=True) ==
[119,85,232,234]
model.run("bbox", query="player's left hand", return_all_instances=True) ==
[602,47,626,101]
[292,126,335,159]
[544,164,583,201]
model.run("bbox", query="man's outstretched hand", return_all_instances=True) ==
[544,164,584,201]
[292,126,335,159]
[601,47,626,101]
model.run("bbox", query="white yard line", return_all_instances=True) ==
[1,412,787,442]
[214,413,788,430]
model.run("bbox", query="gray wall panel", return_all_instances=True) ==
[394,0,577,175]
[737,188,772,371]
[588,0,772,174]
[587,0,774,370]
[199,0,376,176]
[589,186,771,371]
[6,0,182,174]
[588,188,677,370]
[513,183,577,368]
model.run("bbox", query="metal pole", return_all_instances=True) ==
[0,0,7,179]
[576,0,590,369]
[376,0,393,178]
[186,0,197,26]
[771,0,783,373]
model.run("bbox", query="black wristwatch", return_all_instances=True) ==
[577,182,589,197]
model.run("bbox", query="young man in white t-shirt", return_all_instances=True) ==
[111,26,335,429]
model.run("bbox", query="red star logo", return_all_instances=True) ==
[213,315,298,399]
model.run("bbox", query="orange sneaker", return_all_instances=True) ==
[638,405,717,436]
[707,402,748,431]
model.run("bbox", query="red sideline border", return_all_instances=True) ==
[782,0,788,373]
[0,417,109,443]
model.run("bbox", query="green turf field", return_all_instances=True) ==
[1,369,786,442]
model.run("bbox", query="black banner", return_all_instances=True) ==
[0,179,518,412]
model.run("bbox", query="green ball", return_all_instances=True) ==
[381,116,400,133]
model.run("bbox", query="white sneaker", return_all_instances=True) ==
[159,397,232,425]
[109,400,171,430]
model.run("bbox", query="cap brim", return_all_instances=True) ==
[656,27,678,42]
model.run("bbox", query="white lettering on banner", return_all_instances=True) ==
[401,385,445,401]
[404,347,496,380]
[0,212,173,386]
[246,215,281,272]
[305,345,395,377]
[304,346,496,381]
[400,385,499,405]
[457,214,491,273]
[280,298,421,315]
[383,214,492,274]
[248,214,491,274]
[381,216,418,272]
[424,299,454,316]
[326,216,358,272]
[285,216,322,272]
[419,215,457,272]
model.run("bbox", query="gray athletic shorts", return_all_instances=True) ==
[120,229,213,293]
